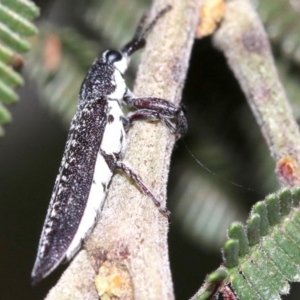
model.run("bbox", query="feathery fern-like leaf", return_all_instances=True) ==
[191,187,300,300]
[0,0,39,136]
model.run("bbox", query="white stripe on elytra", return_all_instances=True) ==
[65,100,126,259]
[65,154,112,259]
[101,101,126,155]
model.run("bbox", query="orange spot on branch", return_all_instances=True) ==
[277,157,300,186]
[196,0,225,38]
[95,261,132,299]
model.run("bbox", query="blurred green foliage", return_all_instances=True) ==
[0,0,39,136]
[3,0,300,299]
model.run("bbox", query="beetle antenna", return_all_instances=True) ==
[121,5,171,56]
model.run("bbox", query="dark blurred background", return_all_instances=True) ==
[2,0,300,299]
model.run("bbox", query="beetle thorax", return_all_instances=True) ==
[107,68,127,101]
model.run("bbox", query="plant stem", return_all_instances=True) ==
[213,0,300,187]
[45,0,200,299]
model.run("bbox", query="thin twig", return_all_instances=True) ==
[213,0,300,187]
[45,0,200,299]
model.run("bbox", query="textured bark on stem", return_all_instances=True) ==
[213,0,300,187]
[45,0,200,299]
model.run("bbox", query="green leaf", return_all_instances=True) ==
[0,102,11,124]
[241,260,280,300]
[228,222,249,256]
[292,187,300,206]
[0,80,18,103]
[223,239,239,268]
[192,188,300,299]
[231,273,257,300]
[2,0,39,20]
[190,268,228,300]
[265,194,281,226]
[0,0,39,136]
[253,201,269,236]
[247,214,260,246]
[0,60,23,86]
[279,188,292,216]
[0,5,37,36]
[0,22,30,52]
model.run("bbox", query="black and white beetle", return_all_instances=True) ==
[31,6,187,284]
